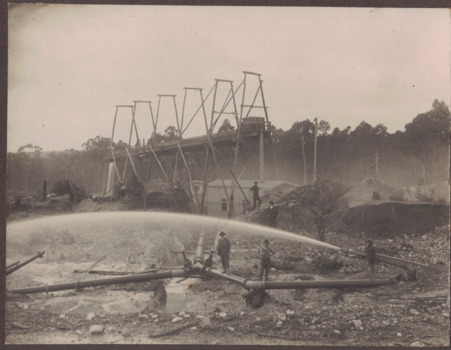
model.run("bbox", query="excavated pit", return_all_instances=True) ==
[245,178,449,238]
[340,202,449,237]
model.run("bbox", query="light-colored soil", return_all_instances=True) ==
[5,223,450,346]
[5,179,450,346]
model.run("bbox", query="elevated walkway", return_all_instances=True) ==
[113,118,271,159]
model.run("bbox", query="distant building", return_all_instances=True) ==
[193,179,297,218]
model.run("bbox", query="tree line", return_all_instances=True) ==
[7,100,449,201]
[270,100,449,186]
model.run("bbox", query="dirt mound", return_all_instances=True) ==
[144,179,174,193]
[334,202,449,237]
[76,197,128,212]
[145,189,194,213]
[328,178,449,236]
[341,178,450,207]
[340,178,399,208]
[403,181,449,203]
[239,178,449,237]
[8,195,74,221]
[277,180,348,209]
[238,180,347,233]
[77,183,195,213]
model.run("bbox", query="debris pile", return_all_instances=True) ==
[7,195,73,221]
[403,180,449,204]
[76,197,128,212]
[144,188,193,213]
[239,180,347,232]
[328,178,449,236]
[5,177,449,346]
[7,177,197,220]
[240,178,449,237]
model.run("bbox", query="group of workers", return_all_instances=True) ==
[208,180,377,280]
[214,230,377,281]
[250,181,279,228]
[216,230,275,281]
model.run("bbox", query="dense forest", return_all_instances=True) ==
[6,100,450,201]
[271,100,449,186]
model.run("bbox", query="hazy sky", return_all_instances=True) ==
[8,5,450,152]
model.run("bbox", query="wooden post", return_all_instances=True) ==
[259,128,264,182]
[375,148,379,178]
[422,163,426,185]
[66,180,73,201]
[231,170,252,210]
[42,180,47,201]
[313,118,318,183]
[301,129,307,186]
[176,140,194,201]
[200,146,210,214]
[105,159,116,195]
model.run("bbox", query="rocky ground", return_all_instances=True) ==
[5,179,450,346]
[5,223,449,346]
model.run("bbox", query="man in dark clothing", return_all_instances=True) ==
[364,239,376,277]
[259,239,275,281]
[268,201,279,228]
[217,231,230,273]
[314,213,325,242]
[250,181,262,210]
[119,182,126,198]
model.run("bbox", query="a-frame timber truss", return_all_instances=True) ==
[106,71,280,217]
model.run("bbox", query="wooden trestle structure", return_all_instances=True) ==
[105,71,280,217]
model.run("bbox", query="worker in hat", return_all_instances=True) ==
[259,239,275,281]
[268,201,279,228]
[216,231,230,273]
[250,181,262,210]
[314,211,326,242]
[364,239,376,278]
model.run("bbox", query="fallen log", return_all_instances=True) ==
[148,322,197,338]
[256,332,304,341]
[11,322,32,329]
[72,255,106,274]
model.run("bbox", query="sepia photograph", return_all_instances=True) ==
[5,4,450,347]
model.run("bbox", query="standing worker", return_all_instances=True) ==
[268,201,279,228]
[259,239,275,281]
[250,181,262,210]
[364,239,376,278]
[314,212,326,242]
[217,231,231,274]
[120,182,126,198]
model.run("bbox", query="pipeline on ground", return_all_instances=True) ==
[9,227,440,295]
[204,267,401,290]
[8,269,188,295]
[6,251,45,276]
